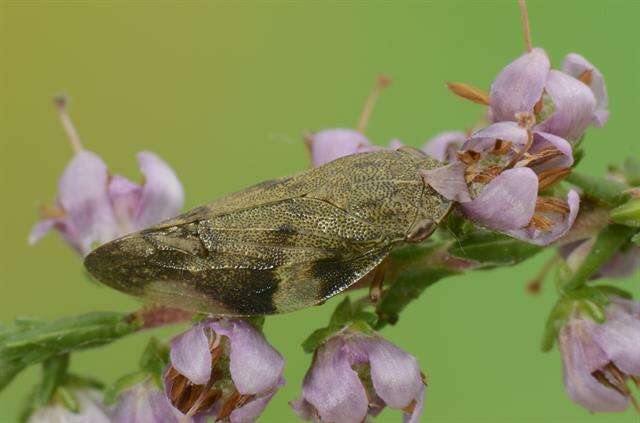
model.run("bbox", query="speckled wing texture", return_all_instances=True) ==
[84,150,450,315]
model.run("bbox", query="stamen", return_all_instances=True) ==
[517,147,564,168]
[533,98,543,115]
[518,0,533,53]
[445,82,490,105]
[53,95,84,154]
[456,150,481,165]
[528,214,553,231]
[537,167,571,191]
[536,197,570,214]
[505,130,534,169]
[578,69,593,86]
[403,399,417,414]
[38,204,67,219]
[605,364,640,413]
[491,139,513,156]
[217,389,242,420]
[357,75,392,133]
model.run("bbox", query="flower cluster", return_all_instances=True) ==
[29,97,184,256]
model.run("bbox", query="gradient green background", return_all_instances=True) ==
[2,1,639,422]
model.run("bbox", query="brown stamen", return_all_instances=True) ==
[533,98,543,115]
[604,363,640,413]
[403,399,417,414]
[357,75,392,133]
[38,204,67,219]
[528,214,553,231]
[578,69,593,86]
[505,130,534,169]
[491,139,513,156]
[456,150,481,165]
[536,197,570,214]
[537,167,571,191]
[517,147,564,168]
[445,82,490,105]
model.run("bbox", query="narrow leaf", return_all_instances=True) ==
[448,231,542,266]
[566,172,629,206]
[376,267,459,329]
[560,225,636,292]
[0,312,140,392]
[610,198,640,227]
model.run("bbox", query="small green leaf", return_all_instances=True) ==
[541,299,573,352]
[0,312,140,393]
[632,232,640,245]
[103,372,148,405]
[329,297,353,327]
[578,300,606,324]
[55,386,79,412]
[566,172,629,207]
[138,338,169,377]
[448,231,542,266]
[596,285,633,300]
[389,241,446,263]
[302,327,337,354]
[610,198,640,227]
[35,354,70,407]
[376,267,459,329]
[560,225,637,293]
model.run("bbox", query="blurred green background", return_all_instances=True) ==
[1,1,639,422]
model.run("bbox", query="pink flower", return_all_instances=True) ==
[292,329,425,423]
[489,48,608,142]
[29,98,184,255]
[559,297,640,413]
[163,318,284,421]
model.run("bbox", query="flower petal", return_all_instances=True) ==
[597,247,639,279]
[421,131,466,162]
[216,320,284,395]
[536,70,596,142]
[489,48,550,122]
[460,167,538,231]
[421,162,471,202]
[309,129,372,167]
[354,336,423,410]
[528,131,574,172]
[507,190,580,246]
[114,382,186,423]
[403,385,426,423]
[595,301,640,376]
[57,150,118,254]
[290,397,318,421]
[563,53,609,127]
[463,122,529,152]
[559,318,629,412]
[134,151,184,229]
[29,389,112,423]
[28,219,57,245]
[108,174,141,235]
[230,380,283,423]
[169,324,212,385]
[302,337,369,423]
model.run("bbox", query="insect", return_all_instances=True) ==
[84,148,452,315]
